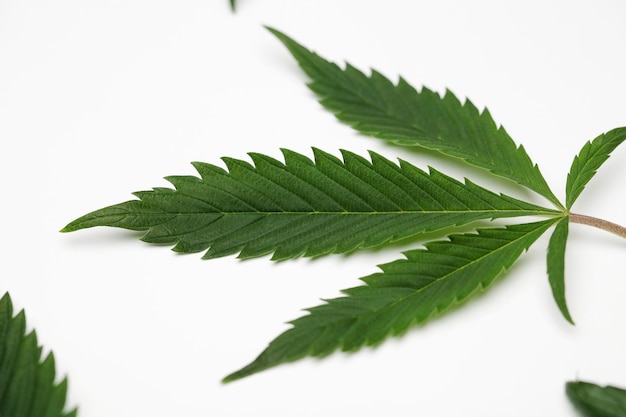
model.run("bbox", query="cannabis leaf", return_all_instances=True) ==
[0,293,77,417]
[267,25,626,326]
[61,27,626,386]
[223,219,558,382]
[61,149,557,260]
[266,27,562,208]
[567,381,626,417]
[220,30,625,381]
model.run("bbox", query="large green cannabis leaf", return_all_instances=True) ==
[567,381,626,417]
[223,219,558,382]
[61,149,557,260]
[61,28,626,385]
[266,27,562,208]
[0,293,77,417]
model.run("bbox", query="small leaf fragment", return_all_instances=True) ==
[223,219,558,382]
[566,127,626,209]
[61,149,558,261]
[0,293,77,417]
[547,216,573,324]
[267,27,562,208]
[3,332,40,417]
[566,380,626,417]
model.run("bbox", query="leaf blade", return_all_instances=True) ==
[566,127,626,209]
[3,331,40,417]
[223,219,558,382]
[61,149,558,261]
[566,380,626,417]
[267,27,562,208]
[0,293,76,417]
[546,216,573,324]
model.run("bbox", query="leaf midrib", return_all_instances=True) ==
[119,209,559,216]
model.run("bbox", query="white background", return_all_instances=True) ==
[1,1,625,416]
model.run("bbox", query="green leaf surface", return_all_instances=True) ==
[547,216,572,324]
[267,27,562,208]
[566,381,626,417]
[566,127,626,209]
[229,0,236,11]
[0,293,76,417]
[223,219,558,382]
[62,149,558,261]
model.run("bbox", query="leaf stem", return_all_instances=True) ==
[569,212,626,239]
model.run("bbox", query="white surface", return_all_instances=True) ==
[1,1,625,416]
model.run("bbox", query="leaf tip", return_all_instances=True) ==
[60,217,92,233]
[265,25,289,45]
[222,353,275,383]
[221,373,238,384]
[221,367,250,384]
[562,306,576,325]
[264,25,282,37]
[265,26,308,57]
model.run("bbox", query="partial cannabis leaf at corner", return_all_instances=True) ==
[567,380,626,417]
[0,293,77,417]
